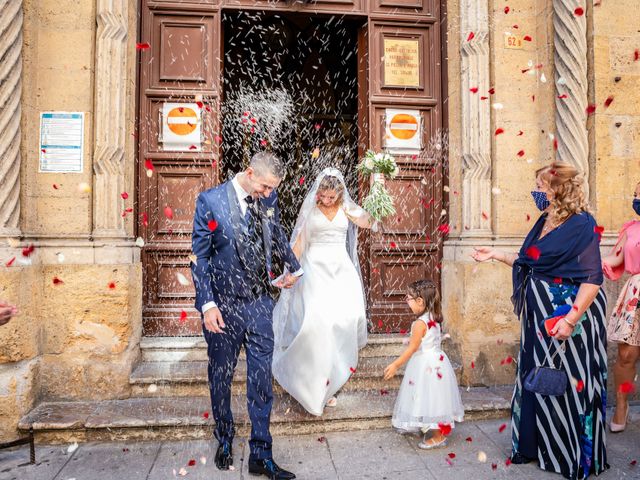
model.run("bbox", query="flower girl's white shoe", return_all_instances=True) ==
[418,436,447,450]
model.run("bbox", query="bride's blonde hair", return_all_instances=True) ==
[317,175,345,204]
[536,162,590,223]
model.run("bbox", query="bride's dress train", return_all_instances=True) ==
[272,205,367,416]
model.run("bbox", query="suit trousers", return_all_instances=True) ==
[202,292,275,460]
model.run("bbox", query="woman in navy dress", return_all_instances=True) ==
[472,162,608,479]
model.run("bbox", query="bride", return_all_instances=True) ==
[272,167,377,415]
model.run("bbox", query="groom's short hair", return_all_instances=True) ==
[250,152,284,179]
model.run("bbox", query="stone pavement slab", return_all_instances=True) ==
[0,444,71,480]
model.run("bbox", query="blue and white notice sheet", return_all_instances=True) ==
[39,112,84,173]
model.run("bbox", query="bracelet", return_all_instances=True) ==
[562,318,576,328]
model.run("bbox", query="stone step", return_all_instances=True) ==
[140,334,408,362]
[129,357,464,398]
[18,386,513,444]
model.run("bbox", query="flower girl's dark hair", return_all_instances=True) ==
[407,279,442,322]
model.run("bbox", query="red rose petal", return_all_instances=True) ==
[439,354,444,361]
[523,35,532,42]
[505,458,512,466]
[164,206,174,220]
[179,310,187,322]
[427,320,437,329]
[525,245,541,260]
[635,50,640,61]
[52,276,63,285]
[53,184,59,189]
[448,453,456,459]
[299,176,305,186]
[604,96,614,108]
[144,158,154,171]
[349,367,356,373]
[203,412,209,419]
[517,150,525,157]
[136,42,150,50]
[467,32,475,42]
[558,94,568,99]
[504,6,510,13]
[499,423,507,432]
[207,219,218,231]
[5,256,16,267]
[586,104,597,115]
[576,379,584,392]
[480,96,488,100]
[390,241,397,248]
[187,459,196,467]
[526,213,531,221]
[482,211,489,220]
[492,463,498,470]
[189,145,197,150]
[438,423,452,436]
[488,88,496,95]
[317,436,326,443]
[22,244,35,257]
[438,223,450,234]
[553,277,563,284]
[380,389,389,396]
[141,212,149,227]
[574,7,584,16]
[437,372,443,379]
[470,87,479,93]
[553,138,558,151]
[466,436,473,442]
[631,459,637,466]
[619,382,636,394]
[121,192,129,200]
[471,361,475,369]
[108,281,116,289]
[494,128,504,136]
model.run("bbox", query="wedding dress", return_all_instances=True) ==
[272,168,368,416]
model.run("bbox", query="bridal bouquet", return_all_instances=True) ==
[357,150,399,221]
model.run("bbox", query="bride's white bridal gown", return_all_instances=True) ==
[272,205,366,416]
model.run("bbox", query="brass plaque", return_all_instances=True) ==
[383,38,420,87]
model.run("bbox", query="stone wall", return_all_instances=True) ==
[0,0,140,440]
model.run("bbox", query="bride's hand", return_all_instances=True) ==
[471,246,495,263]
[383,362,398,380]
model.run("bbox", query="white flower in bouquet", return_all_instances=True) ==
[374,152,383,162]
[356,149,399,221]
[391,166,400,178]
[365,157,375,170]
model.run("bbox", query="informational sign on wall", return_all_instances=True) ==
[161,103,202,152]
[384,109,422,153]
[39,112,84,173]
[383,38,421,87]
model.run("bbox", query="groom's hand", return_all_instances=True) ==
[280,272,300,289]
[203,307,225,333]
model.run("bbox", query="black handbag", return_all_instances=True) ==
[523,341,568,396]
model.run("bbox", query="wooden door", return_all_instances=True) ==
[138,2,221,335]
[365,1,445,333]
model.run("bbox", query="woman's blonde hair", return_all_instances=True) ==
[317,175,345,204]
[536,161,589,223]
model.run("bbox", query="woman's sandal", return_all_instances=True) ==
[326,396,338,408]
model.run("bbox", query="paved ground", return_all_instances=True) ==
[1,410,639,480]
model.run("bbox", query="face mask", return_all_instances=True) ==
[633,199,640,216]
[531,190,550,211]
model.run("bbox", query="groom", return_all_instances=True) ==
[191,152,302,479]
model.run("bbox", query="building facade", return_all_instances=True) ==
[0,0,639,440]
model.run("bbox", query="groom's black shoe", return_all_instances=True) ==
[248,458,296,479]
[214,442,233,470]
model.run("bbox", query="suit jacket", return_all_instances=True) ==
[191,181,301,313]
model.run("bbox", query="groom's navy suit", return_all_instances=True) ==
[191,180,301,460]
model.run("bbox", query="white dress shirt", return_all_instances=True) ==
[201,174,302,314]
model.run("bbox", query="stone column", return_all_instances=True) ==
[460,0,492,235]
[0,0,23,237]
[92,0,129,239]
[553,0,589,185]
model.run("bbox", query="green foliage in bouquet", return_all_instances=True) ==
[357,150,399,222]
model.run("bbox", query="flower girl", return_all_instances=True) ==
[383,279,464,449]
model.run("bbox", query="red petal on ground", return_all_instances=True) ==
[448,453,456,458]
[488,87,496,95]
[189,145,198,150]
[317,436,326,443]
[438,223,451,234]
[492,463,498,470]
[635,50,640,61]
[437,372,443,379]
[525,245,541,260]
[438,423,452,436]
[445,458,453,466]
[390,241,397,248]
[494,128,504,136]
[136,42,150,50]
[439,354,444,361]
[499,423,507,432]
[467,32,475,41]
[505,458,512,466]
[196,101,204,109]
[203,412,209,419]
[604,96,614,108]
[619,382,636,394]
[553,277,563,284]
[574,7,584,16]
[179,310,187,322]
[349,367,356,373]
[553,138,558,151]
[52,277,64,285]
[164,206,174,220]
[121,192,129,200]
[466,436,473,442]
[144,158,154,171]
[470,87,479,93]
[380,389,389,395]
[5,257,16,267]
[208,219,219,231]
[630,460,637,466]
[586,104,597,115]
[482,211,489,220]
[532,95,536,102]
[53,184,59,189]
[517,150,525,157]
[523,35,532,41]
[187,459,196,467]
[480,96,488,100]
[526,214,531,221]
[108,282,116,289]
[399,329,407,334]
[576,380,584,392]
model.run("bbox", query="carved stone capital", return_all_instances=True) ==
[0,0,23,237]
[553,0,589,187]
[92,0,129,239]
[460,0,492,235]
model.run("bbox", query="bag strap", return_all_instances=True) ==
[542,340,566,369]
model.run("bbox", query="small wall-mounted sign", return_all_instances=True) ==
[504,33,524,49]
[39,112,84,173]
[384,109,422,153]
[383,38,421,87]
[161,103,201,152]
